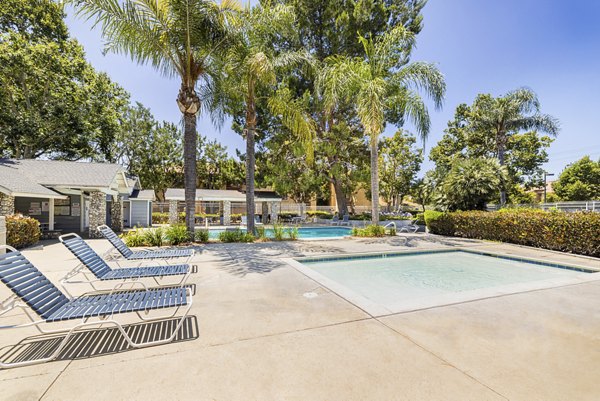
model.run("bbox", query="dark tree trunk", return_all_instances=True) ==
[245,92,256,234]
[177,84,200,238]
[183,113,197,236]
[332,177,348,216]
[370,140,380,225]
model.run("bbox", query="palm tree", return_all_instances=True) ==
[223,3,314,233]
[319,26,445,224]
[468,88,560,205]
[440,157,508,211]
[69,0,239,236]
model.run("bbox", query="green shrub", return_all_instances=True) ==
[143,227,164,247]
[426,210,600,257]
[424,210,454,236]
[279,212,299,220]
[6,215,40,249]
[307,211,333,219]
[272,224,285,241]
[151,212,169,224]
[194,229,209,243]
[218,229,254,243]
[352,225,386,237]
[286,226,299,240]
[165,224,190,245]
[121,227,148,247]
[415,212,425,225]
[255,226,267,240]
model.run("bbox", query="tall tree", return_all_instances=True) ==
[553,156,600,201]
[320,25,445,224]
[379,130,423,211]
[430,99,555,204]
[222,3,315,232]
[252,0,427,215]
[70,0,239,235]
[0,0,129,160]
[463,89,559,205]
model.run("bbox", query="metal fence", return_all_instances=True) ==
[487,200,600,212]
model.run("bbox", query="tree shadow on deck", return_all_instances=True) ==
[0,316,198,366]
[207,241,346,277]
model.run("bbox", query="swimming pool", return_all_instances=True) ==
[290,249,598,315]
[208,226,352,240]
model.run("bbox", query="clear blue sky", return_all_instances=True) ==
[64,0,600,176]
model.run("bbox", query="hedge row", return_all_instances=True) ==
[6,215,41,249]
[424,210,600,257]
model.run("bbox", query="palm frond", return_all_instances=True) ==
[394,62,446,110]
[509,114,560,137]
[268,87,316,163]
[356,78,386,142]
[389,90,431,139]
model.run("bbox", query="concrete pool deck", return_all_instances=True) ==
[0,234,598,400]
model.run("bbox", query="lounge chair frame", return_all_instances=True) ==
[58,233,196,297]
[0,246,192,369]
[97,225,194,265]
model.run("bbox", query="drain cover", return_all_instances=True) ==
[303,292,318,299]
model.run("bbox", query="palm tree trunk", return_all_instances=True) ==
[370,140,380,225]
[183,113,197,236]
[498,137,507,206]
[245,93,256,234]
[177,84,200,238]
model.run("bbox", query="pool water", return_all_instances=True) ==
[208,226,352,240]
[300,250,592,310]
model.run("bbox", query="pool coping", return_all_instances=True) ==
[283,248,600,317]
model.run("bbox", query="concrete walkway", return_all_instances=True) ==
[0,234,599,400]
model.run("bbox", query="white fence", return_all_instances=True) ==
[487,201,600,212]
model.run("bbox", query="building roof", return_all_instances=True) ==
[129,189,156,201]
[165,188,282,202]
[0,159,130,198]
[0,166,66,199]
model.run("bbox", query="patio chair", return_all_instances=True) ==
[97,225,194,263]
[0,246,193,368]
[338,214,351,226]
[329,215,340,225]
[59,234,196,295]
[399,219,420,233]
[290,215,307,224]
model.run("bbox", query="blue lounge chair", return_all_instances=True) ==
[329,215,340,225]
[0,245,193,368]
[59,234,196,295]
[339,214,351,226]
[97,225,194,263]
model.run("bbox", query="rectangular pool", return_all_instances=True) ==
[291,250,597,315]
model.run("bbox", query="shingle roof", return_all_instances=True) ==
[129,189,155,201]
[1,159,125,187]
[0,159,126,198]
[0,166,65,198]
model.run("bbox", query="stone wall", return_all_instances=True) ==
[223,200,231,225]
[271,202,279,224]
[169,200,178,225]
[0,216,6,254]
[110,196,123,232]
[0,193,15,216]
[262,202,269,224]
[89,192,106,238]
